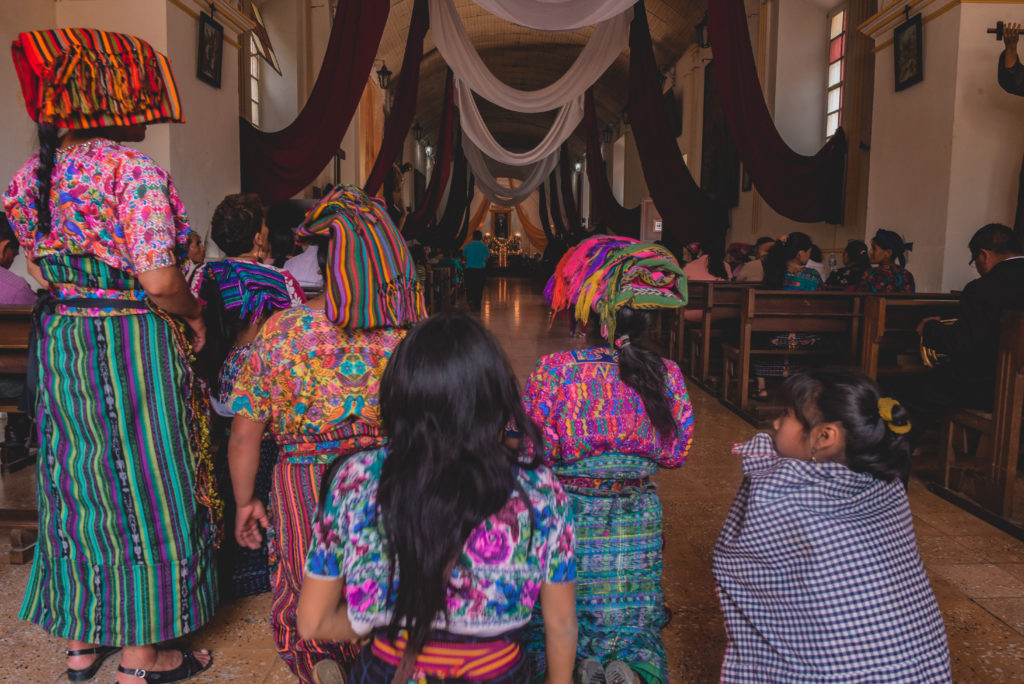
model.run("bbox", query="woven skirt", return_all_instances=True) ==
[20,256,218,645]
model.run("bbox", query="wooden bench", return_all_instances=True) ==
[0,306,36,562]
[941,310,1024,522]
[859,294,961,382]
[677,283,753,392]
[720,290,863,425]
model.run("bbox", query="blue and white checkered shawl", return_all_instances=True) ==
[712,434,951,683]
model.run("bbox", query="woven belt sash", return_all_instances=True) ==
[371,633,521,681]
[557,474,650,493]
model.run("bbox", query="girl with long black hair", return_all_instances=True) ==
[526,236,694,684]
[296,312,578,684]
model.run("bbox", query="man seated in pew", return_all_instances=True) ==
[0,213,37,306]
[998,22,1024,96]
[907,223,1024,427]
[735,236,775,282]
[860,229,916,293]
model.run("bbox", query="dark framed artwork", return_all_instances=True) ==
[894,14,923,92]
[197,12,224,88]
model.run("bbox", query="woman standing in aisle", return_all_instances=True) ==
[3,29,217,683]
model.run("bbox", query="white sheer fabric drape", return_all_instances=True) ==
[472,0,637,31]
[428,0,629,113]
[465,140,558,207]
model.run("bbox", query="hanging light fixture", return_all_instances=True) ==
[424,139,434,159]
[376,61,392,90]
[574,160,583,173]
[412,120,423,141]
[602,125,614,144]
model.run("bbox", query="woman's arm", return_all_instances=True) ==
[539,581,577,684]
[137,265,205,351]
[297,575,361,642]
[25,260,48,289]
[228,414,271,549]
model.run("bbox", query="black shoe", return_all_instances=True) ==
[65,646,120,682]
[117,650,213,683]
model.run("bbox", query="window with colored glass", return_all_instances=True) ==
[826,8,846,139]
[249,35,261,128]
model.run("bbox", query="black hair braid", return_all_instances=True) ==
[35,124,60,235]
[614,307,677,438]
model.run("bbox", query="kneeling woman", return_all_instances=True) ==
[297,312,579,683]
[525,237,694,684]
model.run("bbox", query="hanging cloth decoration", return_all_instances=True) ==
[629,1,726,245]
[297,185,425,328]
[559,142,582,234]
[708,0,847,224]
[465,139,560,207]
[505,179,548,252]
[472,0,638,32]
[538,183,555,242]
[404,71,457,238]
[240,0,389,205]
[424,131,469,245]
[429,0,629,113]
[365,0,428,196]
[548,172,569,241]
[452,174,476,248]
[584,89,640,236]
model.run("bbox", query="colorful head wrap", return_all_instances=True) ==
[202,260,297,324]
[872,229,913,267]
[11,28,184,129]
[297,185,425,329]
[546,235,687,342]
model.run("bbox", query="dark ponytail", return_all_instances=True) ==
[779,368,911,482]
[763,231,812,290]
[612,306,677,438]
[376,312,543,683]
[704,239,729,281]
[35,124,59,235]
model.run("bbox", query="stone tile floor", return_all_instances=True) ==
[2,277,1024,682]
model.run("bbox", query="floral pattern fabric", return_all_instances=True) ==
[4,138,189,274]
[521,347,694,468]
[860,264,916,293]
[783,267,823,292]
[229,305,405,455]
[305,447,576,637]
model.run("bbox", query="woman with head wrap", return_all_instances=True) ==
[860,229,916,293]
[525,236,695,684]
[227,185,425,684]
[3,29,216,683]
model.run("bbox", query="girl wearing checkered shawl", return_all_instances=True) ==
[524,237,693,684]
[713,369,950,682]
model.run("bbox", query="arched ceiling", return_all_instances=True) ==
[373,0,706,178]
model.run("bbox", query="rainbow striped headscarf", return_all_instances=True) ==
[297,185,425,329]
[202,260,300,324]
[546,235,687,341]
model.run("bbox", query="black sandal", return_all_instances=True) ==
[116,650,212,683]
[66,646,120,682]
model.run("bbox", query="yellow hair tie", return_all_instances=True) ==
[878,397,912,435]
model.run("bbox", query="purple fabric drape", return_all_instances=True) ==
[404,71,456,238]
[425,132,468,245]
[364,0,428,197]
[538,182,554,242]
[708,0,847,224]
[240,0,389,205]
[629,2,726,245]
[560,142,582,234]
[548,172,568,240]
[585,89,640,236]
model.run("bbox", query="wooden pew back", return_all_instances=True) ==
[860,294,961,381]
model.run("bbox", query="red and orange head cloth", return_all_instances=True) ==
[298,185,426,329]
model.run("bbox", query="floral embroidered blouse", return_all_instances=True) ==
[229,305,405,459]
[3,138,188,275]
[305,447,576,637]
[859,264,916,293]
[783,267,823,291]
[521,348,694,472]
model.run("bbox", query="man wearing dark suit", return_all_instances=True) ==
[999,22,1024,95]
[904,224,1024,429]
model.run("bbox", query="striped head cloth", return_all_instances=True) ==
[11,28,184,129]
[201,260,298,324]
[545,235,687,342]
[297,185,426,329]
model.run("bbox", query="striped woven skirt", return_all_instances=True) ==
[20,256,218,645]
[525,455,668,684]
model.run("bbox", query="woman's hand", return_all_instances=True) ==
[235,499,269,549]
[185,314,206,353]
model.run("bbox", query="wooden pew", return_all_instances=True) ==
[0,305,36,562]
[681,283,754,393]
[720,290,863,425]
[941,310,1024,521]
[859,294,961,381]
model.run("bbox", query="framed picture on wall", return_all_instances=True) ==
[894,13,923,92]
[197,12,223,88]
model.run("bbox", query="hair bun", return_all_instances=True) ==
[878,397,911,435]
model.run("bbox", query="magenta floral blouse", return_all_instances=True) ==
[4,139,189,275]
[305,447,576,637]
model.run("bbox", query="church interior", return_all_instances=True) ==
[2,0,1024,682]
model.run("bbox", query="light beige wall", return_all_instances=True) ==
[258,0,302,133]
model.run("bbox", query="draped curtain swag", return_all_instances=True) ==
[240,0,389,204]
[708,0,847,224]
[465,139,560,207]
[472,0,638,31]
[452,174,476,247]
[404,71,457,237]
[628,2,725,244]
[504,179,548,251]
[559,142,582,233]
[538,183,554,242]
[428,132,469,245]
[548,172,568,239]
[364,0,428,196]
[584,89,640,236]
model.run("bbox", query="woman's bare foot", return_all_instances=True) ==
[116,645,212,683]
